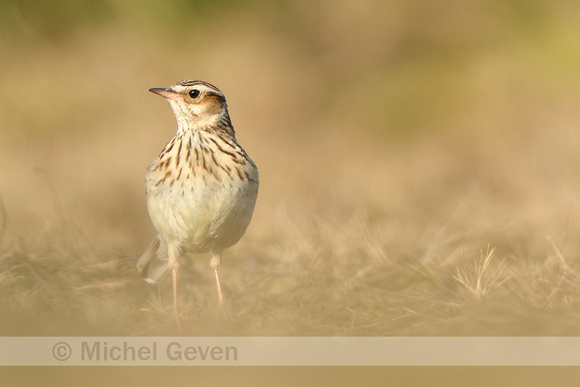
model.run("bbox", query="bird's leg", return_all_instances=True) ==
[210,252,224,306]
[172,266,179,321]
[168,244,180,322]
[214,269,223,306]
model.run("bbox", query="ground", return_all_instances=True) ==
[2,1,580,385]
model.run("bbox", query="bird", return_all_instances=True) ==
[136,80,259,320]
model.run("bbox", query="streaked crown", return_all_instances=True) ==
[149,80,230,132]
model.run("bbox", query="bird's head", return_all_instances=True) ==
[149,80,229,131]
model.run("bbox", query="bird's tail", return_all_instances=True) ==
[136,237,170,284]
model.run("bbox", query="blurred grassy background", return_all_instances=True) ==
[2,0,580,384]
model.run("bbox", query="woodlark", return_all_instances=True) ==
[136,80,259,318]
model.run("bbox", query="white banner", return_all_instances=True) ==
[0,337,579,366]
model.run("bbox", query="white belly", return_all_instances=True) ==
[146,164,258,253]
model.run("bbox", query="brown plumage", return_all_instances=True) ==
[136,80,259,320]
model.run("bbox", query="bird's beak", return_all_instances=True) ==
[149,88,180,101]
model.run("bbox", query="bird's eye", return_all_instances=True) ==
[188,89,200,99]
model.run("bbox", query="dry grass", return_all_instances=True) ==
[2,0,580,342]
[453,246,510,302]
